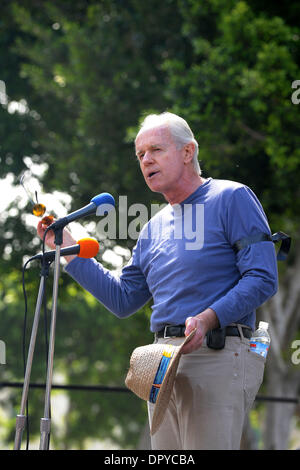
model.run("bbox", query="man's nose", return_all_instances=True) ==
[143,151,154,164]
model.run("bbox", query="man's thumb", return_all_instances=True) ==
[185,316,196,335]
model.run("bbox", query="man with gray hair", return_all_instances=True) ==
[136,112,201,175]
[38,112,278,449]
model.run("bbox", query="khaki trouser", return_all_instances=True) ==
[147,330,266,450]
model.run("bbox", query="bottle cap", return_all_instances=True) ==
[259,321,269,330]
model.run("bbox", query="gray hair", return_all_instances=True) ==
[136,112,201,175]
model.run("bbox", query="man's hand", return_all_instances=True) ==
[37,219,78,263]
[182,308,219,354]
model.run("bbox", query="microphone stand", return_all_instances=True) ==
[14,257,51,450]
[14,226,64,450]
[39,227,63,450]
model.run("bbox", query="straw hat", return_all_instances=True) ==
[125,330,196,435]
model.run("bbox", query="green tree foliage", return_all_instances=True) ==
[4,0,189,212]
[164,0,300,233]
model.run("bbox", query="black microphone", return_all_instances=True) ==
[30,238,100,263]
[50,193,115,230]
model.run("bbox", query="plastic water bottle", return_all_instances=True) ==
[250,321,271,358]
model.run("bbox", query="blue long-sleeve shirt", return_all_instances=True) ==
[65,178,278,332]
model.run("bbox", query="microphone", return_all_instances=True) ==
[50,193,115,230]
[30,238,100,262]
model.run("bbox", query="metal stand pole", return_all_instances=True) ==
[14,261,50,450]
[39,244,61,450]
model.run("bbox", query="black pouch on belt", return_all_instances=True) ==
[206,327,226,350]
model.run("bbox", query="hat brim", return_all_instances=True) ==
[150,330,196,435]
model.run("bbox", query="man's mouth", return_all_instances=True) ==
[148,171,159,179]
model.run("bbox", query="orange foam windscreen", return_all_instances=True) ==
[77,238,99,258]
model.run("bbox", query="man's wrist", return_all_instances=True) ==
[195,308,219,333]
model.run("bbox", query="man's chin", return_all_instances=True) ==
[146,181,161,193]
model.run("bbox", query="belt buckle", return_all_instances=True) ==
[163,326,171,339]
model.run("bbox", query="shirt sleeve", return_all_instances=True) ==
[209,185,278,328]
[64,241,152,318]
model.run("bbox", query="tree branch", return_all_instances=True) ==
[237,121,266,142]
[263,303,286,374]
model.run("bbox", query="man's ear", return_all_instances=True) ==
[183,142,196,164]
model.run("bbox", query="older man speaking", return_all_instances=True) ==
[38,112,278,449]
